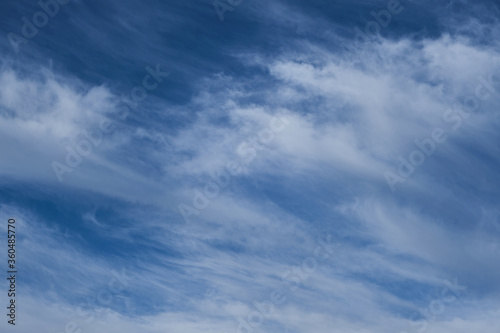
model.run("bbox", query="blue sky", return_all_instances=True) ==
[1,0,500,332]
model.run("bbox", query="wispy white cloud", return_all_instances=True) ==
[1,1,500,332]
